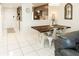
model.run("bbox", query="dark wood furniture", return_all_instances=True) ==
[17,6,22,31]
[31,24,71,33]
[17,6,22,21]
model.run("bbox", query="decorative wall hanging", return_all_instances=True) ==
[64,3,73,20]
[17,6,22,21]
[17,6,22,31]
[32,3,48,20]
[26,8,30,13]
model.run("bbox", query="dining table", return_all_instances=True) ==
[31,24,71,47]
[31,24,71,33]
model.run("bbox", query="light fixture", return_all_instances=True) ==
[52,14,55,20]
[52,11,57,19]
[51,11,57,25]
[37,10,40,13]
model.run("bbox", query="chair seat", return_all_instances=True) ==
[48,36,53,40]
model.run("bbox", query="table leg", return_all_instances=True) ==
[39,33,47,47]
[63,27,66,33]
[40,33,45,47]
[52,28,58,39]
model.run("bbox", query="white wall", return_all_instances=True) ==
[2,3,51,34]
[21,3,51,32]
[21,3,32,32]
[49,6,59,24]
[3,7,17,30]
[0,5,2,38]
[2,3,79,34]
[21,3,51,40]
[49,3,79,33]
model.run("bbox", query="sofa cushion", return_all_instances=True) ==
[62,39,76,48]
[57,35,76,48]
[60,49,79,56]
[75,43,79,52]
[75,38,79,43]
[64,31,79,42]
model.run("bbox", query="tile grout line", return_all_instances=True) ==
[18,32,39,56]
[27,39,55,56]
[15,32,25,56]
[3,29,54,56]
[7,32,54,56]
[7,32,18,56]
[17,32,41,56]
[7,32,24,56]
[24,37,42,56]
[17,33,54,56]
[6,31,9,56]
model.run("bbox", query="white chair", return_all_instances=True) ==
[42,28,57,47]
[48,28,57,47]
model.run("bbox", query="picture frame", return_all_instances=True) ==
[64,3,73,20]
[32,3,48,20]
[17,6,22,21]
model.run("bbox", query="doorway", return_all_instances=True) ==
[2,3,22,33]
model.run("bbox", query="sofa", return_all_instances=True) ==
[54,30,79,56]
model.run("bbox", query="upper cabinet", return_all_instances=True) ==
[32,3,48,20]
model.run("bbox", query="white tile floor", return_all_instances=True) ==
[0,31,55,56]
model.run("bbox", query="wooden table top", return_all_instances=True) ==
[31,24,71,33]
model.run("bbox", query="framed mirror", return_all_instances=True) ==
[64,3,73,20]
[32,3,48,20]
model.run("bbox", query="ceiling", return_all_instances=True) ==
[2,3,48,8]
[32,3,48,7]
[2,3,21,8]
